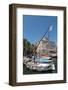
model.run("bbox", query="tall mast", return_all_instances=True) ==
[36,25,51,50]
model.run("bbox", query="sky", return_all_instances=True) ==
[23,15,57,44]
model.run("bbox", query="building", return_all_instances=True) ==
[36,37,57,57]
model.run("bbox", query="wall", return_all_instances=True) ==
[0,0,68,90]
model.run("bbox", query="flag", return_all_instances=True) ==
[49,25,53,31]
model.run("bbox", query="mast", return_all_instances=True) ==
[36,25,52,50]
[36,25,50,49]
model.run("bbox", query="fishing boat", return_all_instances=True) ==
[24,25,56,71]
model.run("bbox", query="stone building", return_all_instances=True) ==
[36,37,57,57]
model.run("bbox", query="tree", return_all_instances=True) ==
[23,38,35,56]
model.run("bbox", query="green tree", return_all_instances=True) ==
[23,38,35,56]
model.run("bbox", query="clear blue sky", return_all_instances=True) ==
[23,15,57,44]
